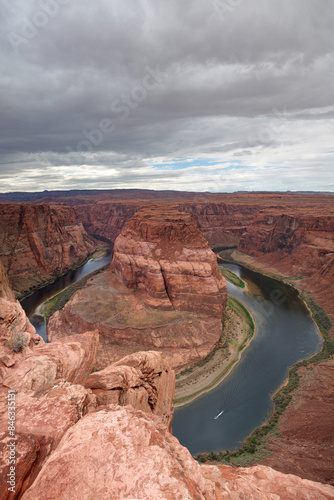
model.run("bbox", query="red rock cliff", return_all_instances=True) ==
[111,206,227,316]
[0,203,99,297]
[0,261,38,347]
[237,211,334,328]
[77,201,139,242]
[238,212,334,277]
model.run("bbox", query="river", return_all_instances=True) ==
[172,263,322,455]
[21,251,112,341]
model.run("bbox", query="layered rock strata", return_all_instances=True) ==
[0,203,98,297]
[110,206,227,315]
[236,211,334,329]
[238,213,334,278]
[48,207,227,371]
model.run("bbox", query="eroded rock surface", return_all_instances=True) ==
[0,261,38,348]
[0,331,99,393]
[85,350,175,429]
[0,203,98,297]
[111,206,227,315]
[238,212,334,278]
[264,358,334,485]
[22,405,334,500]
[0,381,96,499]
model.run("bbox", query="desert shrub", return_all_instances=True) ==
[6,331,28,352]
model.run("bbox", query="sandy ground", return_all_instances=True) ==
[174,302,253,407]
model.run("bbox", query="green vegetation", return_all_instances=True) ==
[45,264,109,323]
[219,266,245,289]
[176,296,254,381]
[194,289,333,467]
[227,296,255,346]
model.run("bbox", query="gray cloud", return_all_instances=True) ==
[0,0,333,192]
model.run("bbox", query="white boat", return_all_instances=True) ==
[214,410,224,420]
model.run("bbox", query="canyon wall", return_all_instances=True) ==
[1,272,332,499]
[0,203,99,298]
[0,217,333,498]
[76,201,140,241]
[236,211,334,327]
[178,201,259,246]
[73,193,334,248]
[77,199,260,247]
[238,212,334,277]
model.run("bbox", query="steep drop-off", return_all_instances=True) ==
[236,211,334,327]
[0,203,99,297]
[73,193,334,249]
[48,207,227,372]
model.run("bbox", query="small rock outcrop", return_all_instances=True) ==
[0,203,99,297]
[0,261,40,349]
[0,331,99,393]
[85,351,175,430]
[0,381,96,498]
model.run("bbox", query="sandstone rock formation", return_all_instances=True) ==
[0,331,99,393]
[85,351,175,429]
[238,212,334,278]
[0,261,41,353]
[236,211,334,331]
[110,206,227,315]
[0,202,99,297]
[74,192,334,248]
[178,201,259,247]
[0,253,333,498]
[0,381,96,498]
[48,207,227,371]
[77,200,140,241]
[21,405,334,499]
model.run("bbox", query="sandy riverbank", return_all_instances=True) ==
[174,297,255,407]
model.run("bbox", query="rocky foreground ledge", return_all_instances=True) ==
[1,262,334,499]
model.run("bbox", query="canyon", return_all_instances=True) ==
[0,190,333,491]
[47,206,227,372]
[0,203,99,298]
[0,263,333,499]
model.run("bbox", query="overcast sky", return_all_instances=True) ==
[1,0,334,193]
